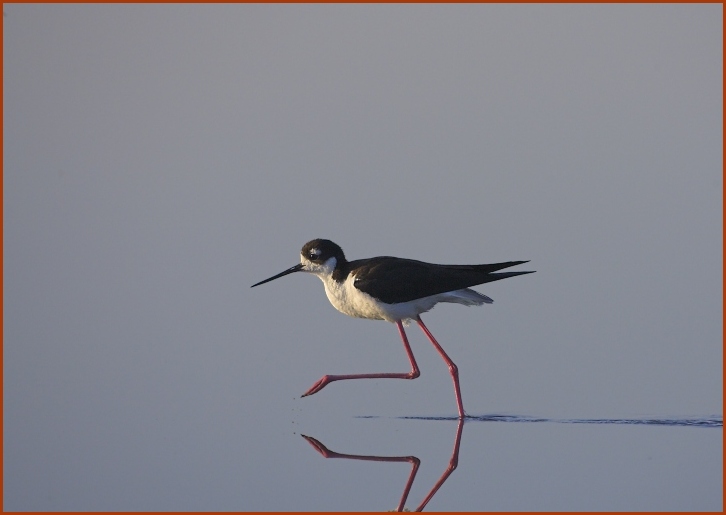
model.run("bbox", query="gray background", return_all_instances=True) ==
[4,4,722,511]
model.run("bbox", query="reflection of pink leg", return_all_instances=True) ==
[302,419,465,512]
[416,317,466,419]
[414,418,465,511]
[301,320,420,397]
[302,435,420,512]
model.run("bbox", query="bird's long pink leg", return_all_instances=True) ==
[416,316,466,419]
[301,320,420,397]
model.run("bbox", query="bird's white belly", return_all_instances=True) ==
[319,274,444,322]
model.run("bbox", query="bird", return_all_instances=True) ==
[251,239,534,418]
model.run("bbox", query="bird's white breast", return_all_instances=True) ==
[320,273,390,321]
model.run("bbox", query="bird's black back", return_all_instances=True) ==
[347,257,534,304]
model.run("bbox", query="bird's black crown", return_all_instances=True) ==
[301,239,346,264]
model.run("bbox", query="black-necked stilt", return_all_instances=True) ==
[251,239,534,418]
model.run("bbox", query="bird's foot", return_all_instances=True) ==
[301,375,332,397]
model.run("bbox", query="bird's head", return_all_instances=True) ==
[251,239,346,287]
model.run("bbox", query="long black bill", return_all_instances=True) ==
[251,263,304,287]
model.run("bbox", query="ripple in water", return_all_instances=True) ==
[391,414,723,427]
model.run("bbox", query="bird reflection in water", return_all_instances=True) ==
[302,419,464,512]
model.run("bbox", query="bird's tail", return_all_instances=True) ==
[471,260,531,274]
[481,270,535,284]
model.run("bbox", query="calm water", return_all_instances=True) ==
[6,401,720,511]
[291,414,722,511]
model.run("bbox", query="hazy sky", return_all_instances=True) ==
[4,4,722,510]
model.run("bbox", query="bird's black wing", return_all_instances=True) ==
[349,257,533,304]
